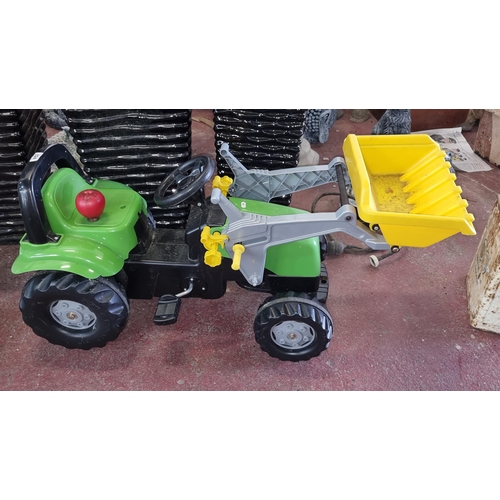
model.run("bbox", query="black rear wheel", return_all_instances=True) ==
[19,271,129,349]
[254,293,333,361]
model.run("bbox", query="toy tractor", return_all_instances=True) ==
[11,134,476,361]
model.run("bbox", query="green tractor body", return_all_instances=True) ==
[12,166,321,282]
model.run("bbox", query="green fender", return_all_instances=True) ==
[11,234,126,279]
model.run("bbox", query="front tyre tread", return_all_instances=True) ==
[254,293,333,362]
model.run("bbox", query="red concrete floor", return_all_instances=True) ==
[2,110,500,390]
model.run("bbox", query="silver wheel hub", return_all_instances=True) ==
[271,321,316,350]
[50,300,97,330]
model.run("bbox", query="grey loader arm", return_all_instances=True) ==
[211,188,389,287]
[219,142,352,202]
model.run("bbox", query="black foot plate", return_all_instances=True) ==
[154,295,181,325]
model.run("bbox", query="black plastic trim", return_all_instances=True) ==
[18,144,94,244]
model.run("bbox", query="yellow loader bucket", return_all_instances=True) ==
[343,134,476,248]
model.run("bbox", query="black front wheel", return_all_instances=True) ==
[19,271,129,349]
[254,293,333,361]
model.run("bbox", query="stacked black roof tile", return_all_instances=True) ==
[214,109,305,165]
[64,110,192,228]
[0,110,47,243]
[213,109,306,205]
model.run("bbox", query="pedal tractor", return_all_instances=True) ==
[11,134,476,361]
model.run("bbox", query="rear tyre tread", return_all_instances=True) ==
[20,271,129,350]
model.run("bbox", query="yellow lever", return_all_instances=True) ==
[200,226,228,267]
[212,175,233,196]
[231,244,245,271]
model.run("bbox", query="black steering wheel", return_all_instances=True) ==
[154,156,216,208]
